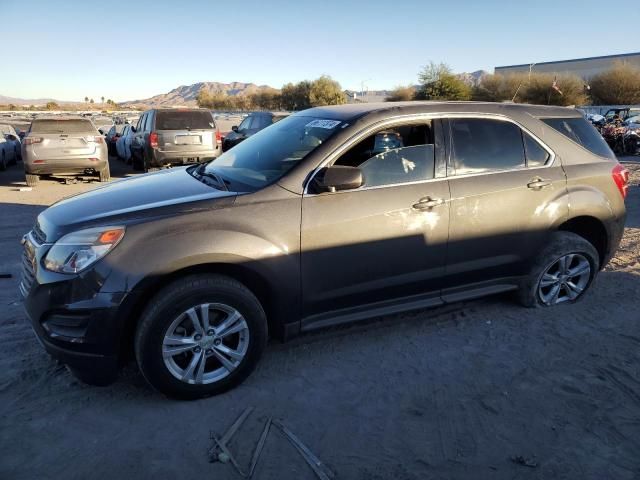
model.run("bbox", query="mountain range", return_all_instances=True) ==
[120,82,278,108]
[1,72,491,108]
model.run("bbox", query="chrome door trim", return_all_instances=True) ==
[303,112,557,195]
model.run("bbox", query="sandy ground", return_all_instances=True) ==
[0,156,639,480]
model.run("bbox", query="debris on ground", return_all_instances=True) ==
[17,187,32,192]
[209,408,334,479]
[510,455,538,468]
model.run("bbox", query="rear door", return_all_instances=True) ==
[443,116,568,294]
[28,119,99,159]
[155,110,216,154]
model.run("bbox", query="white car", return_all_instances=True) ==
[116,124,134,162]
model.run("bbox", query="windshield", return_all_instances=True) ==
[205,115,342,191]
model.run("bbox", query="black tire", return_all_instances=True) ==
[99,163,111,182]
[134,274,268,400]
[518,231,599,308]
[25,173,39,187]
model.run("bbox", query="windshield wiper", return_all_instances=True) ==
[194,164,228,191]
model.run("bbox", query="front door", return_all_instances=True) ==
[300,119,450,325]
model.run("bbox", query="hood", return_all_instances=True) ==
[37,167,236,241]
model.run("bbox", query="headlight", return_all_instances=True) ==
[44,226,125,274]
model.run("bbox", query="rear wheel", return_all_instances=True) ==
[99,163,111,182]
[519,231,599,307]
[135,274,268,399]
[25,173,39,187]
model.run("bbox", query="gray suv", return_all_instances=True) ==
[22,117,109,186]
[130,108,221,172]
[21,102,628,399]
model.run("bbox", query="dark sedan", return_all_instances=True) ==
[222,112,288,151]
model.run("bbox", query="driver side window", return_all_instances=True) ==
[334,122,435,188]
[238,116,253,132]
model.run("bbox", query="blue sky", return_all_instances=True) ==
[3,0,638,102]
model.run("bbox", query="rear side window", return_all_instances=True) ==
[155,110,215,130]
[449,119,525,175]
[542,117,615,159]
[30,119,97,134]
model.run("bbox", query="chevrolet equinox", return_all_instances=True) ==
[21,102,629,399]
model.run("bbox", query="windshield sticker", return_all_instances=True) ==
[306,119,341,129]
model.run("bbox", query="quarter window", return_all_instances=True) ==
[449,118,525,175]
[523,133,550,167]
[333,122,435,187]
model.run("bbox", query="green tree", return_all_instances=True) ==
[415,62,471,101]
[386,85,416,102]
[45,101,59,110]
[281,81,312,111]
[589,62,640,105]
[101,96,105,104]
[309,75,346,107]
[84,96,89,103]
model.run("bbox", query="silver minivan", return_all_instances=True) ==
[22,117,109,187]
[130,108,221,172]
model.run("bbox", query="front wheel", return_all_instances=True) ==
[519,231,599,308]
[135,274,268,399]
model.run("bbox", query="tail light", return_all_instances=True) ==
[215,130,222,145]
[24,137,43,145]
[149,132,158,148]
[85,136,104,144]
[612,163,630,199]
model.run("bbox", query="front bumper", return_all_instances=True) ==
[20,232,135,378]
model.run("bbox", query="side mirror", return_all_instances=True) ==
[130,126,136,133]
[98,129,104,135]
[312,165,363,193]
[231,125,238,132]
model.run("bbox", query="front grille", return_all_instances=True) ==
[20,248,35,298]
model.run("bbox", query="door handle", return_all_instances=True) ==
[527,178,552,190]
[413,197,444,210]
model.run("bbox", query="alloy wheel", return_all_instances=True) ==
[538,253,591,305]
[162,303,250,384]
